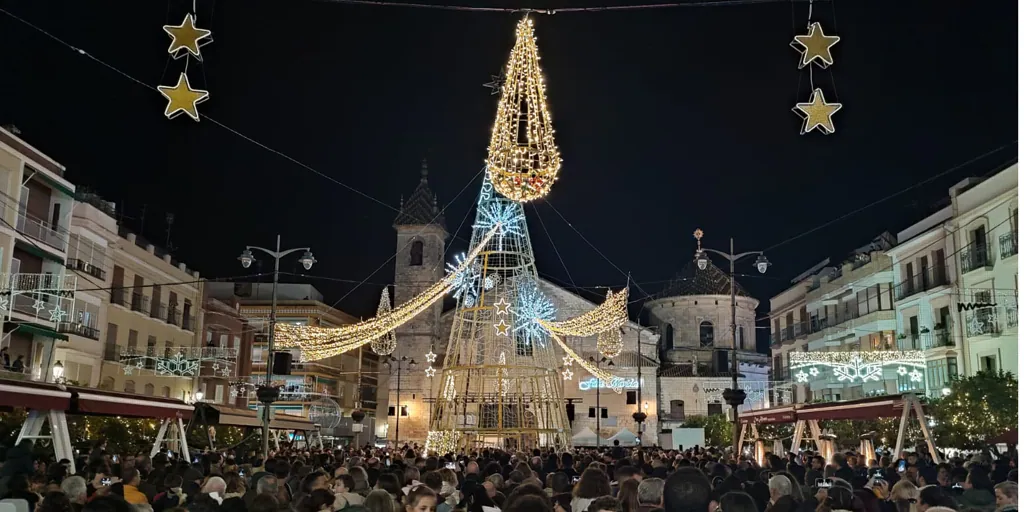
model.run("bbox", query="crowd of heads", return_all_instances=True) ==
[0,436,1017,512]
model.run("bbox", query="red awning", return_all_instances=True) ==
[73,389,193,419]
[0,379,72,411]
[797,395,906,421]
[739,405,798,424]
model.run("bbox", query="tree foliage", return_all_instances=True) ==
[683,414,732,447]
[931,370,1017,448]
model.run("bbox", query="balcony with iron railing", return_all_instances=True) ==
[130,293,149,314]
[920,330,955,350]
[960,245,993,274]
[65,258,106,280]
[965,310,1000,337]
[57,321,100,340]
[895,267,950,301]
[1000,232,1018,259]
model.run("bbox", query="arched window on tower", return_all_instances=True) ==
[738,325,745,348]
[410,240,424,266]
[699,321,715,348]
[663,324,674,349]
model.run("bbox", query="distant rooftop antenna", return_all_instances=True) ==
[165,212,176,252]
[2,124,21,135]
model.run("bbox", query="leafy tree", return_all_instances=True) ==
[683,414,732,447]
[931,370,1017,448]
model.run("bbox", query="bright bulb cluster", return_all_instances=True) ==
[540,289,629,338]
[597,328,623,359]
[425,430,462,455]
[486,17,561,202]
[276,226,499,360]
[370,288,397,356]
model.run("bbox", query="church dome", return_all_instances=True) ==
[657,259,752,299]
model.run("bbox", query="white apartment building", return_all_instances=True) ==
[950,166,1017,375]
[0,126,78,383]
[771,234,925,402]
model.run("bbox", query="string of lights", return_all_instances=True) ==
[539,288,629,337]
[549,332,619,390]
[275,225,500,360]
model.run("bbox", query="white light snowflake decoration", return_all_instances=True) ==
[833,355,882,383]
[897,366,908,376]
[795,370,809,383]
[513,278,556,346]
[472,201,525,252]
[156,353,200,377]
[808,367,820,377]
[445,254,494,307]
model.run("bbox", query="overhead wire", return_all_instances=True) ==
[312,0,818,11]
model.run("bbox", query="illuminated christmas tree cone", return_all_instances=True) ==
[426,172,571,454]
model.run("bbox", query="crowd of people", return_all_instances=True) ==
[0,436,1017,512]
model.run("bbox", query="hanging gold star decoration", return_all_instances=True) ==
[793,88,842,135]
[158,73,209,122]
[163,13,213,59]
[791,22,840,69]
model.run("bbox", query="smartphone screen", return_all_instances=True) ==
[446,462,456,470]
[816,478,831,489]
[101,478,111,486]
[897,460,907,473]
[572,476,580,484]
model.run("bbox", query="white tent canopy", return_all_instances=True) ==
[606,428,639,447]
[571,427,601,446]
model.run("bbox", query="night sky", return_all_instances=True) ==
[0,1,1017,352]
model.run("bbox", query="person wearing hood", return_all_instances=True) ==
[958,468,996,511]
[154,474,188,512]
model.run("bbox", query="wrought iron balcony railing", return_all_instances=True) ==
[1000,232,1018,259]
[960,245,993,274]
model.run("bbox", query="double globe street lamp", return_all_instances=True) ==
[239,235,316,461]
[692,228,770,455]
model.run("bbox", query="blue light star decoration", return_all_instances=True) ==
[445,253,494,306]
[513,278,556,347]
[472,200,525,252]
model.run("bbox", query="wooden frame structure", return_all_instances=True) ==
[738,393,940,462]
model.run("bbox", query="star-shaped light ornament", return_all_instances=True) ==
[793,88,842,135]
[425,350,437,364]
[791,22,840,69]
[494,319,511,337]
[897,366,908,376]
[163,13,213,59]
[562,355,573,367]
[425,366,436,378]
[158,73,210,122]
[483,70,506,95]
[494,297,512,316]
[562,367,573,380]
[795,370,809,383]
[909,369,923,382]
[32,299,46,313]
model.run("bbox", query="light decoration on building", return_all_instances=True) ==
[597,328,623,359]
[550,332,621,393]
[485,17,562,202]
[494,319,511,337]
[155,353,200,377]
[425,366,436,378]
[446,253,494,306]
[425,429,461,455]
[562,367,573,380]
[370,288,397,355]
[473,201,525,251]
[275,225,498,360]
[441,374,457,401]
[425,350,437,364]
[789,351,926,384]
[578,376,638,391]
[562,355,573,367]
[513,279,555,346]
[497,352,512,396]
[539,288,629,338]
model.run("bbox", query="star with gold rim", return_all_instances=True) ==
[494,297,512,316]
[791,22,840,69]
[793,88,842,135]
[494,319,511,337]
[163,13,213,59]
[158,73,210,122]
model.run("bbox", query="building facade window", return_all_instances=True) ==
[699,321,714,348]
[410,241,424,266]
[161,386,171,398]
[124,380,136,393]
[144,383,154,396]
[626,391,637,405]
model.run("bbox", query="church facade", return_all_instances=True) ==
[376,165,773,447]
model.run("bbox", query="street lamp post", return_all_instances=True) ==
[693,228,770,456]
[631,326,654,446]
[387,356,416,448]
[238,235,316,462]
